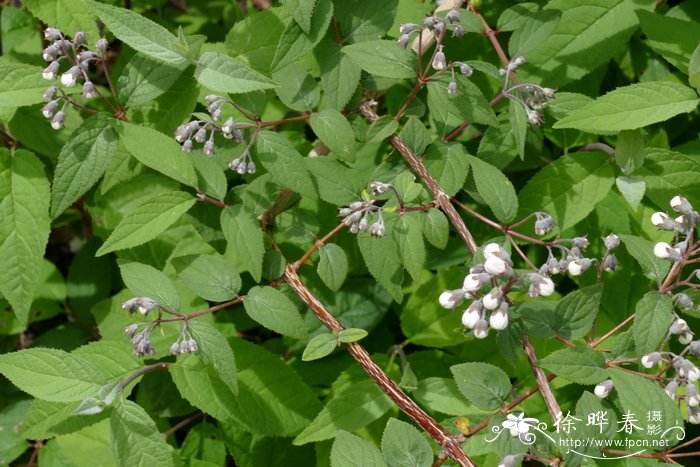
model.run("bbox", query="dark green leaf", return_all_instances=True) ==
[173,254,241,302]
[381,418,433,467]
[318,243,349,292]
[632,292,674,355]
[539,346,607,384]
[450,362,512,411]
[244,286,308,339]
[118,260,180,311]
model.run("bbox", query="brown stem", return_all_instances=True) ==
[294,223,346,270]
[118,362,172,393]
[159,297,243,323]
[359,103,478,255]
[589,313,635,348]
[161,412,205,439]
[523,335,561,422]
[284,266,474,466]
[196,192,228,208]
[259,114,310,128]
[26,440,43,467]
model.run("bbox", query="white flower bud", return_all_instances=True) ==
[603,234,620,250]
[670,195,692,214]
[567,259,591,276]
[483,243,508,260]
[542,87,556,99]
[74,31,87,45]
[675,293,694,310]
[482,288,502,310]
[687,384,700,407]
[447,80,458,96]
[60,66,81,87]
[529,273,555,297]
[96,38,108,55]
[679,332,694,345]
[397,34,410,47]
[203,140,215,156]
[463,273,488,292]
[42,61,60,80]
[82,81,97,99]
[194,127,207,143]
[432,46,446,70]
[51,110,65,130]
[489,304,509,330]
[484,256,509,276]
[44,27,62,41]
[246,162,256,174]
[670,318,689,335]
[370,181,391,195]
[439,289,465,309]
[641,352,661,369]
[42,100,59,119]
[445,9,460,22]
[594,380,613,398]
[169,342,180,355]
[473,320,489,339]
[459,63,473,77]
[651,212,669,227]
[689,406,700,424]
[688,364,700,383]
[603,254,618,272]
[124,324,138,337]
[461,303,482,329]
[665,380,678,399]
[452,25,465,38]
[181,139,193,153]
[653,242,673,259]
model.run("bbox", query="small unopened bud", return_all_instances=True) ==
[42,100,59,119]
[74,31,87,45]
[181,139,193,153]
[567,258,592,276]
[665,380,678,399]
[397,34,410,48]
[482,288,502,310]
[641,352,661,369]
[439,289,465,309]
[122,297,159,315]
[526,109,541,125]
[399,23,418,35]
[194,127,207,143]
[459,63,473,77]
[461,301,483,329]
[489,303,509,330]
[473,319,489,339]
[690,341,700,357]
[43,86,59,101]
[42,44,60,62]
[95,38,108,55]
[653,242,679,260]
[124,324,139,337]
[370,181,391,195]
[246,161,256,174]
[603,254,617,272]
[61,66,81,87]
[51,111,66,130]
[484,256,509,276]
[447,80,458,96]
[463,273,489,293]
[424,16,437,28]
[433,22,446,35]
[534,213,556,235]
[510,56,527,68]
[43,61,60,80]
[483,243,509,260]
[542,88,556,99]
[689,406,700,424]
[368,221,385,237]
[675,293,694,311]
[221,117,236,135]
[82,81,97,99]
[202,140,215,156]
[679,332,694,345]
[174,124,190,143]
[687,384,700,407]
[44,27,62,41]
[529,273,555,297]
[452,25,465,38]
[603,234,620,250]
[445,9,460,23]
[432,46,446,71]
[594,380,613,398]
[211,108,222,121]
[670,195,693,214]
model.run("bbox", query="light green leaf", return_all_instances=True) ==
[195,52,277,94]
[413,377,473,416]
[508,8,561,56]
[538,346,607,385]
[335,0,398,43]
[637,10,700,72]
[255,130,318,199]
[616,129,645,175]
[518,151,614,232]
[22,399,108,440]
[637,147,700,210]
[381,418,433,467]
[110,399,175,467]
[420,208,449,250]
[427,80,498,135]
[467,155,518,224]
[272,63,320,112]
[51,115,118,218]
[615,176,645,211]
[310,109,356,159]
[318,243,349,292]
[272,0,333,71]
[450,362,512,411]
[337,328,368,343]
[191,153,228,201]
[331,430,387,467]
[85,0,187,65]
[117,53,185,106]
[0,60,73,108]
[690,42,700,92]
[342,40,417,79]
[118,261,180,311]
[553,82,699,133]
[173,254,241,302]
[424,143,470,197]
[281,0,317,33]
[22,0,99,43]
[96,191,196,256]
[619,235,671,282]
[115,121,197,188]
[399,117,430,157]
[244,286,308,339]
[220,206,264,281]
[302,333,338,361]
[357,233,403,302]
[0,149,50,326]
[0,348,105,402]
[509,100,527,160]
[632,292,674,355]
[317,41,361,111]
[553,285,603,341]
[294,380,393,445]
[395,215,425,282]
[188,320,238,394]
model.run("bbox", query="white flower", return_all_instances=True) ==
[594,380,613,398]
[687,385,700,407]
[489,309,508,330]
[651,212,669,227]
[60,69,79,87]
[689,406,700,424]
[484,256,509,276]
[665,381,678,399]
[529,273,555,297]
[482,288,502,310]
[461,304,482,329]
[653,242,672,259]
[483,243,506,259]
[463,273,487,292]
[567,259,584,276]
[502,412,539,437]
[439,289,464,309]
[641,352,661,369]
[670,195,691,213]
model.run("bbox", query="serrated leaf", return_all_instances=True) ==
[332,431,386,467]
[335,0,398,43]
[255,131,318,199]
[467,155,518,224]
[118,261,180,311]
[110,399,175,467]
[554,285,603,341]
[427,80,498,135]
[22,0,99,44]
[553,82,699,133]
[317,41,361,111]
[244,286,308,339]
[294,380,393,445]
[637,147,700,210]
[0,60,75,108]
[0,348,105,402]
[115,121,197,188]
[342,40,417,79]
[96,191,196,256]
[318,243,349,292]
[424,143,470,197]
[310,109,355,159]
[281,0,317,33]
[117,53,184,106]
[632,292,674,355]
[395,215,425,282]
[518,151,614,232]
[190,153,228,201]
[538,346,607,385]
[22,399,108,440]
[399,117,430,157]
[272,63,320,112]
[420,208,449,249]
[509,100,527,160]
[85,0,187,65]
[637,10,700,72]
[381,418,433,467]
[615,129,645,175]
[51,115,118,218]
[0,149,50,326]
[615,176,645,211]
[195,52,277,94]
[272,0,333,71]
[413,377,473,416]
[337,328,368,343]
[188,320,238,394]
[306,157,364,204]
[220,206,264,281]
[173,254,241,302]
[508,8,561,56]
[619,235,671,282]
[450,362,512,411]
[302,333,338,361]
[366,116,399,144]
[357,233,403,302]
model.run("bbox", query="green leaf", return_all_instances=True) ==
[335,0,398,43]
[118,261,180,311]
[244,286,308,339]
[195,52,277,94]
[637,10,700,72]
[220,206,265,281]
[294,380,393,445]
[424,143,471,197]
[337,328,368,343]
[301,333,338,361]
[173,254,241,302]
[366,115,399,144]
[342,40,417,79]
[317,41,361,111]
[690,42,700,92]
[637,147,700,210]
[619,235,671,282]
[413,377,474,416]
[615,175,646,211]
[272,0,333,71]
[117,53,185,106]
[0,348,105,402]
[310,109,356,159]
[450,362,512,411]
[399,117,430,157]
[509,100,527,160]
[0,59,73,108]
[188,320,238,394]
[22,399,109,440]
[331,430,387,467]
[420,208,449,249]
[553,82,699,133]
[357,233,403,302]
[110,399,175,467]
[22,0,99,43]
[381,418,433,467]
[616,129,645,175]
[317,243,349,292]
[467,155,518,224]
[255,131,318,199]
[85,0,188,65]
[114,121,197,188]
[632,292,674,355]
[518,151,614,232]
[96,191,196,256]
[51,115,118,218]
[427,80,498,135]
[191,153,228,201]
[306,157,365,204]
[395,215,425,282]
[272,63,320,112]
[0,149,50,326]
[538,346,607,385]
[553,284,603,341]
[508,8,561,56]
[281,0,317,33]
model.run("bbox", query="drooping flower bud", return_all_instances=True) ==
[670,195,693,214]
[603,234,620,250]
[473,319,489,339]
[594,380,613,398]
[44,27,62,41]
[432,46,446,70]
[42,61,60,80]
[82,81,97,99]
[489,302,509,330]
[439,289,465,309]
[60,66,81,87]
[51,110,66,130]
[461,302,482,329]
[482,287,503,310]
[641,352,661,369]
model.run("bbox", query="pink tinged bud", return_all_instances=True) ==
[397,34,410,47]
[594,380,613,398]
[670,195,692,213]
[124,324,138,337]
[439,289,464,309]
[51,111,65,130]
[489,308,508,330]
[462,273,487,292]
[689,406,700,424]
[484,256,509,276]
[482,288,502,310]
[43,61,60,80]
[461,306,481,329]
[603,233,620,250]
[473,320,489,339]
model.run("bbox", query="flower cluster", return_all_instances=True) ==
[40,27,107,129]
[500,56,556,126]
[652,195,698,262]
[540,233,619,278]
[338,200,385,236]
[439,243,556,339]
[175,94,256,173]
[169,326,199,356]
